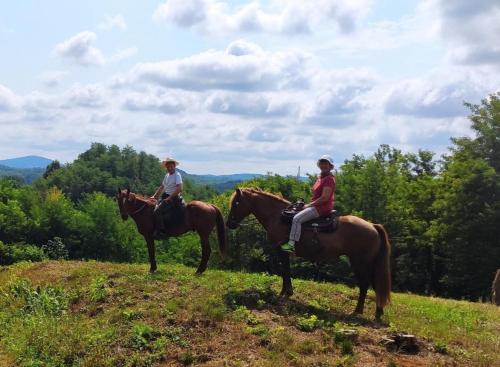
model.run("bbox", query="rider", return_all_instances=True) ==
[281,155,336,253]
[151,157,183,235]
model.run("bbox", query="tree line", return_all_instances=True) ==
[0,93,499,301]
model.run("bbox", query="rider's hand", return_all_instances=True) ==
[149,196,156,200]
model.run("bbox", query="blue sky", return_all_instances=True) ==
[1,0,499,174]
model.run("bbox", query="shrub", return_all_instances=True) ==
[8,279,68,316]
[296,314,324,332]
[42,237,68,260]
[0,241,47,265]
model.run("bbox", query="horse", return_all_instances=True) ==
[226,188,391,320]
[116,188,226,274]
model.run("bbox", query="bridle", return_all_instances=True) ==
[119,194,151,217]
[228,199,258,227]
[129,201,149,215]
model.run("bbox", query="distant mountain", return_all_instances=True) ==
[0,155,52,169]
[178,170,264,192]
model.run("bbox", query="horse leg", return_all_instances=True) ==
[145,235,157,273]
[278,250,293,298]
[195,233,211,275]
[353,269,370,315]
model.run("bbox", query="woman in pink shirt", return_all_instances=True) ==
[281,155,336,253]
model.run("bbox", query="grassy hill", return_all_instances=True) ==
[0,261,498,367]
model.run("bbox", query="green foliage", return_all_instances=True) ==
[42,236,68,260]
[0,241,47,265]
[296,314,324,332]
[40,143,164,201]
[130,323,156,350]
[7,279,68,316]
[89,276,108,303]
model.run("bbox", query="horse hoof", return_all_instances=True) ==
[194,271,204,276]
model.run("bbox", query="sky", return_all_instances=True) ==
[0,0,499,175]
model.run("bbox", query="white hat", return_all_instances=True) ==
[317,155,334,167]
[161,157,179,167]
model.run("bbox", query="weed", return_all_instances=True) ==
[90,276,108,302]
[434,341,448,354]
[232,305,262,325]
[246,324,270,337]
[296,314,324,332]
[123,309,141,321]
[8,278,68,316]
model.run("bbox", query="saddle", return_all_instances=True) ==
[155,194,186,232]
[281,199,339,233]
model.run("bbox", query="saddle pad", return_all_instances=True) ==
[281,204,339,233]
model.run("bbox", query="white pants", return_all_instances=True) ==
[289,207,320,242]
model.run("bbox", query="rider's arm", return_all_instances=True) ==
[309,186,333,207]
[151,185,164,200]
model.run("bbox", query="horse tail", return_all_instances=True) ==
[212,205,227,255]
[373,224,391,308]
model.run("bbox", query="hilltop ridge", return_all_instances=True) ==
[0,261,498,366]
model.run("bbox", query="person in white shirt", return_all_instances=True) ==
[151,157,184,237]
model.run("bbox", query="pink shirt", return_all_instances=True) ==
[312,175,336,216]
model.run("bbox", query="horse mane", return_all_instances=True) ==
[127,192,155,205]
[240,187,290,205]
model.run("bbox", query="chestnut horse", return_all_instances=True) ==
[116,188,226,274]
[226,188,391,319]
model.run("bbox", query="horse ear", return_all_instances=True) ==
[126,188,130,197]
[236,188,242,197]
[117,187,121,194]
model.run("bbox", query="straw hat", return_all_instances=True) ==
[161,157,179,167]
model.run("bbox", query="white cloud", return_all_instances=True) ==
[153,0,371,36]
[64,83,108,108]
[98,14,127,31]
[205,91,295,117]
[383,74,484,118]
[247,126,283,142]
[53,31,136,66]
[39,71,69,88]
[5,31,500,174]
[122,89,188,114]
[434,0,500,68]
[0,84,21,111]
[54,31,105,66]
[114,39,310,91]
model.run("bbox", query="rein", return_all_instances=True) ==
[129,200,152,215]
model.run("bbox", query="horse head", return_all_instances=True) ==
[226,188,252,229]
[116,187,132,220]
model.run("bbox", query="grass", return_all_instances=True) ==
[0,260,498,366]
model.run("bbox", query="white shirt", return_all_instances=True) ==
[162,170,183,195]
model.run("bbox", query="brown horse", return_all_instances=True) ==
[116,188,226,274]
[226,188,391,320]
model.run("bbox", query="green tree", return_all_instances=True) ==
[430,93,500,300]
